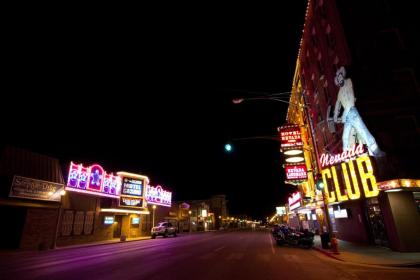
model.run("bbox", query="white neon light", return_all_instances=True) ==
[65,186,120,198]
[100,208,150,214]
[117,171,149,182]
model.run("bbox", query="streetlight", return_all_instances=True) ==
[232,87,333,235]
[152,205,157,228]
[188,210,192,233]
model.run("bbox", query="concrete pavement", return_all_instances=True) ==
[313,235,420,267]
[0,230,419,280]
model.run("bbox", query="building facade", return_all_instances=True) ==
[288,0,420,251]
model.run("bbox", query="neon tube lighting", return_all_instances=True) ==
[101,208,150,214]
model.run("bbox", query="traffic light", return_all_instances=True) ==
[316,179,324,191]
[224,143,232,152]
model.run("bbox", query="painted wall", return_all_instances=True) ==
[333,200,370,243]
[382,191,420,252]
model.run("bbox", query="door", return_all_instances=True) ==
[113,215,123,238]
[366,198,388,246]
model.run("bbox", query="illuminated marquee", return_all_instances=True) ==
[279,124,303,148]
[288,192,302,211]
[117,172,149,209]
[285,164,308,180]
[321,148,379,204]
[279,124,308,183]
[66,162,121,198]
[145,185,172,207]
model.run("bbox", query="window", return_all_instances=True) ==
[61,210,74,236]
[73,211,85,235]
[84,211,95,235]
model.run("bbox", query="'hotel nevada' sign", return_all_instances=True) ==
[10,176,64,202]
[117,172,149,209]
[145,185,172,207]
[279,124,303,149]
[320,144,379,204]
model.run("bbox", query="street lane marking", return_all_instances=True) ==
[269,233,275,254]
[214,246,225,252]
[226,253,244,260]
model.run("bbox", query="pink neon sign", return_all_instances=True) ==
[67,162,121,198]
[319,143,367,168]
[145,185,172,207]
[289,192,302,208]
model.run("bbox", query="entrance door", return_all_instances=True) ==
[366,198,388,246]
[113,215,123,238]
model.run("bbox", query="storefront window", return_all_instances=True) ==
[413,192,420,213]
[73,211,85,235]
[61,210,74,236]
[84,211,94,235]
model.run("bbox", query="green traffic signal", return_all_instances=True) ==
[225,143,232,152]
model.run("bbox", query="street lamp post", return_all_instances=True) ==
[152,205,156,228]
[188,210,192,233]
[232,90,333,235]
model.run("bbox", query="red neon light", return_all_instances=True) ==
[285,164,308,180]
[279,124,303,149]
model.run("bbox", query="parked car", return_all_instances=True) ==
[151,222,177,238]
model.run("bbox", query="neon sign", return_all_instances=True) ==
[320,143,366,168]
[66,162,121,198]
[288,192,302,211]
[104,216,114,225]
[322,154,379,204]
[145,185,172,207]
[279,124,303,148]
[285,164,308,180]
[117,172,148,209]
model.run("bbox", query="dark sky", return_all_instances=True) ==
[2,2,307,220]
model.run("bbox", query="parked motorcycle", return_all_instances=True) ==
[274,226,314,249]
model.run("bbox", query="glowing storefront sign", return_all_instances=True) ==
[145,185,172,207]
[131,217,140,225]
[333,209,348,219]
[322,154,379,204]
[66,162,121,198]
[285,164,308,180]
[288,192,302,211]
[377,179,420,191]
[276,206,286,215]
[320,143,366,168]
[279,124,303,148]
[117,172,148,209]
[104,216,114,225]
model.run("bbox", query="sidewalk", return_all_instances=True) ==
[313,235,420,267]
[56,236,152,250]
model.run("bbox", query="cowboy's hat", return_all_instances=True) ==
[334,66,346,86]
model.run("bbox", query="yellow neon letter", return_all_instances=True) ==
[341,161,360,200]
[356,155,379,198]
[332,166,348,202]
[322,168,336,203]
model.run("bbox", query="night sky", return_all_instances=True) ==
[2,2,307,220]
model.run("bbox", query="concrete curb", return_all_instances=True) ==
[312,246,344,262]
[56,237,151,251]
[312,246,420,268]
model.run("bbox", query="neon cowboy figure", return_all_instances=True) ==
[333,66,385,157]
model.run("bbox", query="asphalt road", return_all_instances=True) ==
[0,230,419,280]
